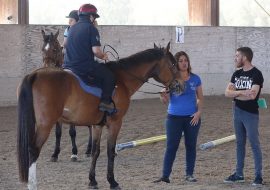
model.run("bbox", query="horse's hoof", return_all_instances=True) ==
[50,157,58,162]
[89,184,98,189]
[110,185,121,190]
[89,185,98,189]
[70,154,78,162]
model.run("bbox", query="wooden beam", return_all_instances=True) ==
[188,0,219,26]
[18,0,29,24]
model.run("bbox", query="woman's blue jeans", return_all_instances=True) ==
[162,114,200,178]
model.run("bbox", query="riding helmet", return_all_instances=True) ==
[78,4,100,18]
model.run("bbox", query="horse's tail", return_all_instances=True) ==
[17,73,37,182]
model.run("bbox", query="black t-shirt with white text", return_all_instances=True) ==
[230,67,264,114]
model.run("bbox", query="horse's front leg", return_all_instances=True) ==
[69,124,78,161]
[85,125,92,157]
[50,122,62,162]
[107,122,122,190]
[89,125,102,189]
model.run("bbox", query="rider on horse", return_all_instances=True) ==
[63,3,116,114]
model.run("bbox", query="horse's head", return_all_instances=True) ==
[152,42,185,94]
[41,29,63,68]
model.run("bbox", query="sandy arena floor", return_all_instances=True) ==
[0,96,269,190]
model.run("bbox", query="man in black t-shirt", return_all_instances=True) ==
[224,47,264,186]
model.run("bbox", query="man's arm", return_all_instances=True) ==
[235,85,260,101]
[225,82,260,100]
[92,46,108,60]
[225,83,240,98]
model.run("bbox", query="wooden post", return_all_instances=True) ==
[188,0,219,26]
[18,0,29,24]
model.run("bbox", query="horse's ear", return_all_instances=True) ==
[165,42,171,52]
[54,30,59,39]
[154,43,159,49]
[41,29,45,39]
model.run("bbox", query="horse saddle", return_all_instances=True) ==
[64,69,114,98]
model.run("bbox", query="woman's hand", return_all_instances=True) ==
[190,111,201,126]
[160,88,170,104]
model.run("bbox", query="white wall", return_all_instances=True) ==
[0,25,269,106]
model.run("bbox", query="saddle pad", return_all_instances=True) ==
[64,69,102,98]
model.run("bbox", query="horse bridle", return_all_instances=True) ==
[102,44,179,94]
[139,54,179,94]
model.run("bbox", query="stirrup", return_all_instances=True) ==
[98,102,117,115]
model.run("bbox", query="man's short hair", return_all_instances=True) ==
[237,47,253,62]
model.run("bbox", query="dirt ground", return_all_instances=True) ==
[0,96,270,190]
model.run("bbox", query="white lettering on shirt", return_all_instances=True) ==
[234,76,253,90]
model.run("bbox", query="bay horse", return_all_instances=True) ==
[41,29,92,161]
[17,42,183,190]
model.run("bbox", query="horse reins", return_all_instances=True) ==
[103,44,119,62]
[102,44,175,94]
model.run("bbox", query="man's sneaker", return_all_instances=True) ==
[185,175,197,182]
[153,177,170,183]
[98,101,116,114]
[224,173,245,183]
[252,176,263,186]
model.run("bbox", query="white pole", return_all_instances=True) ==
[199,135,236,150]
[116,135,166,152]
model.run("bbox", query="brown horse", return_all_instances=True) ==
[17,42,183,190]
[41,29,63,68]
[41,29,92,161]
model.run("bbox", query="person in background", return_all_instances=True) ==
[224,47,264,186]
[154,51,203,183]
[63,3,116,114]
[63,10,79,51]
[63,10,98,50]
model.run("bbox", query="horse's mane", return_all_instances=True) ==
[106,48,164,71]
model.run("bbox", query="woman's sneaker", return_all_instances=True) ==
[252,176,263,186]
[185,175,197,182]
[224,173,245,183]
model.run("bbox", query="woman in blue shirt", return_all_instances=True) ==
[155,51,203,183]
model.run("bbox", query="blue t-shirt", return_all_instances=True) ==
[168,73,201,116]
[63,26,70,37]
[63,16,101,76]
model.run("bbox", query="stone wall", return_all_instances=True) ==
[0,25,269,106]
